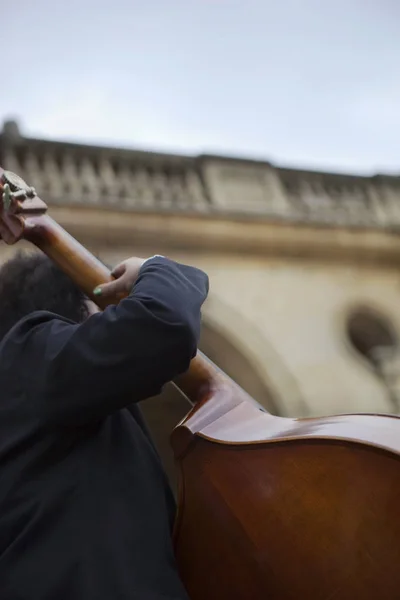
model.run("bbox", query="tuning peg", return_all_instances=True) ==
[2,183,11,211]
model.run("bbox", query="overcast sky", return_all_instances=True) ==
[3,0,399,174]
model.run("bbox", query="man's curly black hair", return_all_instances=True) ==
[0,250,89,341]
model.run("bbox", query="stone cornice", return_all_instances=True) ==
[49,205,400,267]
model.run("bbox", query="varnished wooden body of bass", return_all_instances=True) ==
[172,378,400,599]
[1,167,400,599]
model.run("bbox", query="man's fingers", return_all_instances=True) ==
[93,257,145,299]
[111,263,126,279]
[92,263,129,298]
[93,279,125,298]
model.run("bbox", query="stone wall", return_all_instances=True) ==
[1,120,400,422]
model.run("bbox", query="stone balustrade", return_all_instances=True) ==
[1,120,399,230]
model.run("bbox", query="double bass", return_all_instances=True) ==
[1,167,400,600]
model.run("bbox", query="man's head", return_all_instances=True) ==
[0,250,90,340]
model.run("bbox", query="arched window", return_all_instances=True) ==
[346,307,397,367]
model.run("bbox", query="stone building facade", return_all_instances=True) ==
[1,120,400,481]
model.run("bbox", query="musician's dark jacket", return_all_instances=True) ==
[0,256,208,600]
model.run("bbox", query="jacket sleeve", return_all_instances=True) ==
[23,257,209,426]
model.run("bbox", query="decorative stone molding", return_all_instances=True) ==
[45,206,400,268]
[1,120,399,231]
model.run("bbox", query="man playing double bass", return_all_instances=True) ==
[0,250,208,599]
